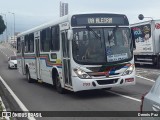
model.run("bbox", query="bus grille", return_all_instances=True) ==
[96,79,118,85]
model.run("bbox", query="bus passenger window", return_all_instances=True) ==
[29,33,34,53]
[41,28,51,52]
[24,35,29,53]
[51,26,59,51]
[17,37,21,53]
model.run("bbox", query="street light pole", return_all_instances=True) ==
[138,14,153,21]
[8,12,15,43]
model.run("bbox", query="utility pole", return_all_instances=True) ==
[8,12,15,43]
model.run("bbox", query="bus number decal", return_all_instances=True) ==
[83,83,91,86]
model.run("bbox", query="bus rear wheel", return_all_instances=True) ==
[55,75,65,94]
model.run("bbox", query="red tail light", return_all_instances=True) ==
[140,92,148,113]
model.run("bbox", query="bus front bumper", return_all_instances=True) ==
[72,75,136,92]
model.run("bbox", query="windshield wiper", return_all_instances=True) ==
[86,26,101,40]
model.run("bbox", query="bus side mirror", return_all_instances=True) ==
[67,30,73,40]
[131,30,136,50]
[133,39,136,50]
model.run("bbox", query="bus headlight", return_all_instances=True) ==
[74,68,91,79]
[122,65,134,76]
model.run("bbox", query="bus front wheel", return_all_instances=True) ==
[55,75,65,94]
[26,68,33,83]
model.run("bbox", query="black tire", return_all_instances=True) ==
[55,74,65,94]
[8,65,10,69]
[26,68,33,83]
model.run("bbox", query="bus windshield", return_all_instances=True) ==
[72,27,132,64]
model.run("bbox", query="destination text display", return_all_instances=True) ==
[88,18,112,24]
[71,14,129,26]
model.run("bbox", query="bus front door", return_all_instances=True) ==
[61,31,72,87]
[21,40,26,75]
[35,33,41,80]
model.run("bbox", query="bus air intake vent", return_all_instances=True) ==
[96,79,118,85]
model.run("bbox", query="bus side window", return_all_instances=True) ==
[51,26,59,51]
[29,33,34,53]
[17,37,21,53]
[24,35,29,53]
[40,28,51,52]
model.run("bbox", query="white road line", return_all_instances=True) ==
[0,49,8,57]
[107,91,141,102]
[0,44,16,56]
[0,97,10,120]
[4,44,16,55]
[0,97,7,111]
[136,75,155,83]
[0,76,36,120]
[7,47,16,55]
[107,74,155,102]
[136,71,147,73]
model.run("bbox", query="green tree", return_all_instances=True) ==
[0,15,6,35]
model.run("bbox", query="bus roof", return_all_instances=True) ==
[17,15,70,37]
[17,12,129,37]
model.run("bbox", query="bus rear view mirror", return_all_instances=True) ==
[67,30,73,40]
[131,29,136,50]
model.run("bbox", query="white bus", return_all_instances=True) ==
[17,13,136,93]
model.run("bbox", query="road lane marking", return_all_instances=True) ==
[3,44,16,55]
[0,97,7,111]
[136,68,160,75]
[0,44,16,56]
[0,76,36,120]
[107,91,141,102]
[0,97,10,120]
[136,71,147,73]
[6,47,16,55]
[107,75,155,103]
[136,75,155,83]
[0,49,8,57]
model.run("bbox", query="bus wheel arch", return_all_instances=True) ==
[25,65,33,83]
[52,68,65,94]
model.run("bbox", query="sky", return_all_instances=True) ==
[0,0,160,40]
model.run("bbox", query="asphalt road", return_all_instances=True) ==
[0,44,157,120]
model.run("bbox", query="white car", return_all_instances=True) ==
[8,56,17,69]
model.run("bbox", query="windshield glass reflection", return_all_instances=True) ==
[72,28,132,64]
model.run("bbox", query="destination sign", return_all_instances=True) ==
[71,14,129,26]
[88,18,112,24]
